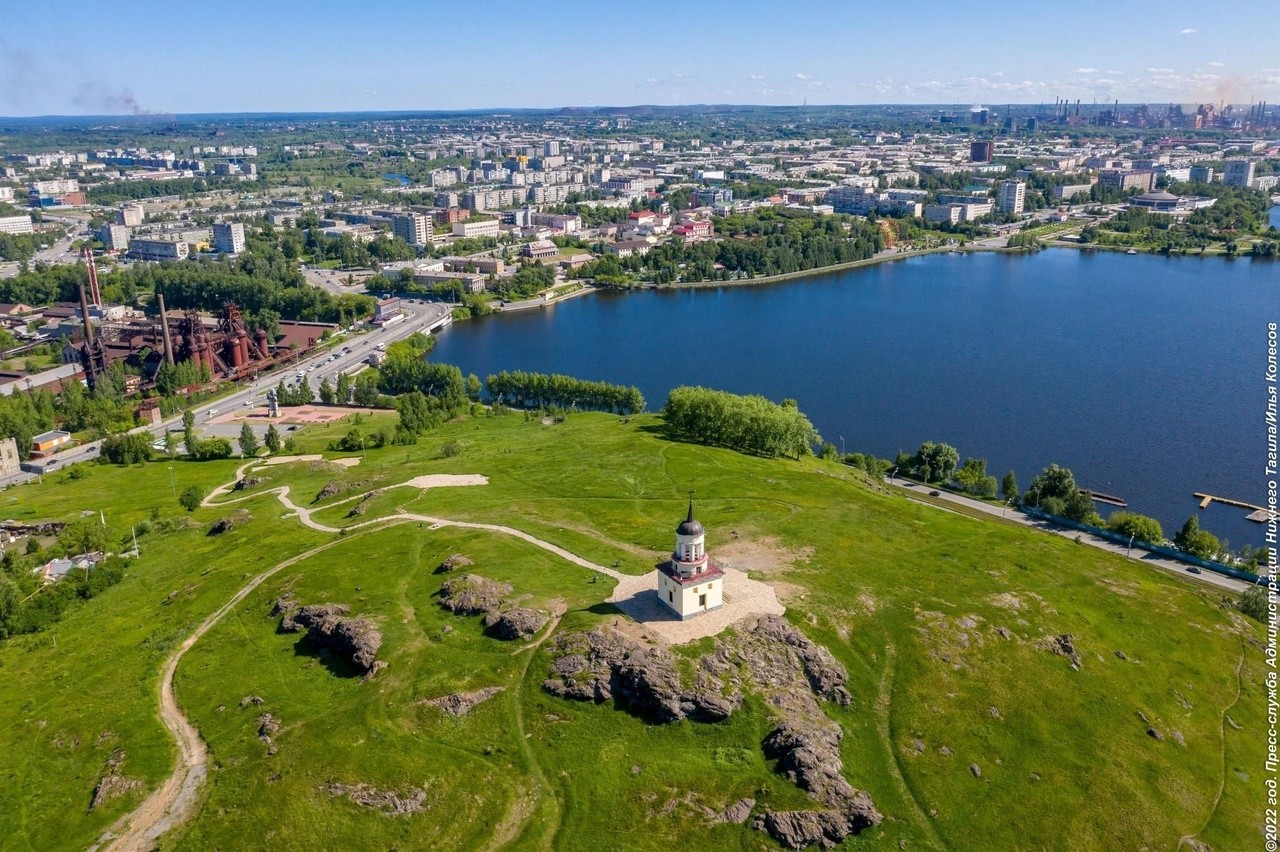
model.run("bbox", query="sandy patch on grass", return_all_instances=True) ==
[714,536,814,576]
[398,474,489,489]
[258,454,324,466]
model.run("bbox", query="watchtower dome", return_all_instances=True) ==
[656,504,725,619]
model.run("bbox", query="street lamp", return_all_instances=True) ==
[168,466,175,497]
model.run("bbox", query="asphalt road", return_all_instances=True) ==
[1,301,452,489]
[887,476,1255,594]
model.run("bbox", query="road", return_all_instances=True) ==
[887,476,1254,593]
[0,301,453,489]
[300,265,366,296]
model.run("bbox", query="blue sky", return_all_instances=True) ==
[2,0,1278,115]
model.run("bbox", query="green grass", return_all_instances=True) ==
[0,411,1264,850]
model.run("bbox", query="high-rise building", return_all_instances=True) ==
[970,141,994,162]
[1189,164,1214,183]
[1223,159,1256,188]
[212,222,245,255]
[998,180,1026,215]
[392,212,432,246]
[117,203,144,227]
[98,223,130,251]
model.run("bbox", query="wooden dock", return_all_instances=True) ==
[1195,492,1272,522]
[1082,489,1127,507]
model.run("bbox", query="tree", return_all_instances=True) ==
[911,441,960,484]
[59,518,108,556]
[352,372,382,407]
[335,371,352,405]
[1104,511,1164,544]
[1239,586,1267,622]
[190,437,233,461]
[179,485,204,512]
[238,423,260,457]
[264,423,282,455]
[1001,470,1019,504]
[465,373,482,402]
[182,409,196,453]
[1174,515,1221,560]
[954,457,997,497]
[1023,463,1097,523]
[164,431,178,456]
[318,376,335,404]
[396,390,434,434]
[101,432,154,465]
[0,575,18,638]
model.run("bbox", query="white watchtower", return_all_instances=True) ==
[656,503,725,619]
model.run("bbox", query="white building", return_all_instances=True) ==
[392,212,433,246]
[998,179,1026,215]
[656,505,725,620]
[452,219,500,239]
[0,215,34,235]
[212,222,245,255]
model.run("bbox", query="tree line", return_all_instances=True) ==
[486,370,645,414]
[662,386,819,459]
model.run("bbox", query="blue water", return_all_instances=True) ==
[1270,202,1280,230]
[433,249,1278,549]
[383,172,410,186]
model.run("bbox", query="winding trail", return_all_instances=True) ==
[99,539,349,851]
[873,641,947,851]
[1180,633,1248,849]
[103,461,625,849]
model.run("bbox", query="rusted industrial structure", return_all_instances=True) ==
[73,290,303,394]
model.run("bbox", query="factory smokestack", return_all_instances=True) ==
[157,293,175,364]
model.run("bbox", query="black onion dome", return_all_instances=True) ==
[676,502,704,536]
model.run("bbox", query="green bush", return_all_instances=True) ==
[1105,511,1164,544]
[101,432,154,465]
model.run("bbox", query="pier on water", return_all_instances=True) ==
[1194,492,1274,523]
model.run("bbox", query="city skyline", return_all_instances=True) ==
[2,0,1279,116]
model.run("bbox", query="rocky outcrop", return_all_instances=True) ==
[543,615,881,847]
[320,782,428,815]
[278,602,383,673]
[542,628,740,723]
[752,804,880,850]
[438,575,512,616]
[233,475,264,491]
[208,509,251,535]
[1042,633,1082,669]
[423,687,504,717]
[483,608,548,640]
[90,751,141,810]
[314,480,342,502]
[435,553,473,574]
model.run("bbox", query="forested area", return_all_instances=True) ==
[661,386,819,459]
[576,210,884,285]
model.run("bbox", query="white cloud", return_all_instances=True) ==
[749,73,766,80]
[1179,27,1197,34]
[795,73,811,79]
[1076,68,1098,74]
[1147,67,1175,74]
[645,77,657,84]
[1209,61,1224,67]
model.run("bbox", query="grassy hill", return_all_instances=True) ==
[0,410,1263,850]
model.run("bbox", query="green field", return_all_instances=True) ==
[0,411,1264,850]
